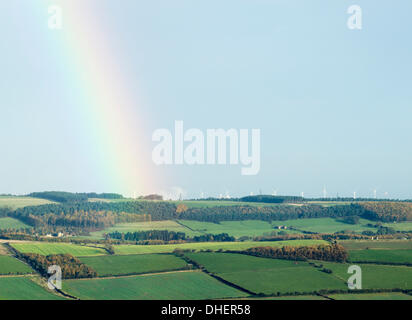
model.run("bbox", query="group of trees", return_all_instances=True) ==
[29,191,123,203]
[177,204,368,223]
[243,244,348,262]
[106,230,235,243]
[29,192,88,203]
[340,216,360,225]
[29,191,124,203]
[18,253,97,279]
[360,202,412,222]
[107,230,186,242]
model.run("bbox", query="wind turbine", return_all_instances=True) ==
[323,186,327,199]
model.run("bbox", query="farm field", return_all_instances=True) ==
[320,262,412,290]
[0,244,8,255]
[11,242,107,256]
[85,220,200,239]
[0,256,34,275]
[340,240,412,250]
[382,221,412,232]
[0,196,54,209]
[80,254,188,276]
[328,292,412,300]
[114,239,328,255]
[271,217,377,234]
[0,277,65,300]
[186,252,347,295]
[63,271,248,300]
[178,220,300,238]
[0,217,32,230]
[348,249,412,264]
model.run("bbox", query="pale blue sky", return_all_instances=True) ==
[1,1,411,199]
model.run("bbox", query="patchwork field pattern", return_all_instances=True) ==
[186,252,347,295]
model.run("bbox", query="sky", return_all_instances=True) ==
[1,1,411,199]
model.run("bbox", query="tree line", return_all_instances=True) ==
[18,253,97,279]
[240,244,348,262]
[106,230,235,243]
[28,191,123,203]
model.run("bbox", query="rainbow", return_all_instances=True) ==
[35,1,159,196]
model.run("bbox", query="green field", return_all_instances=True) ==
[11,242,107,256]
[85,220,199,239]
[63,271,248,300]
[80,254,189,276]
[0,196,54,209]
[382,221,412,232]
[114,240,328,255]
[340,240,412,250]
[320,262,412,290]
[178,220,299,238]
[0,277,65,300]
[270,217,377,234]
[349,249,412,264]
[186,252,347,295]
[0,217,32,230]
[328,292,412,300]
[0,256,34,275]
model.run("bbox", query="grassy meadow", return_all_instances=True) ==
[0,196,54,209]
[0,217,32,230]
[11,242,107,256]
[80,254,189,276]
[340,240,412,250]
[0,256,34,275]
[63,271,248,300]
[348,249,412,264]
[0,277,65,300]
[320,262,412,290]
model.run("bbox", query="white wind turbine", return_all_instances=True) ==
[323,186,327,199]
